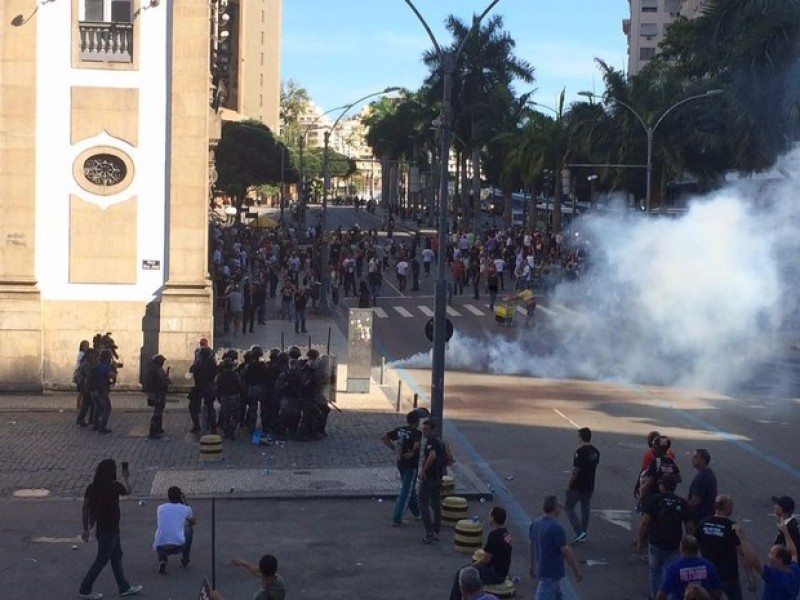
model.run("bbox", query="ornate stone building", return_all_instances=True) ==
[0,0,215,389]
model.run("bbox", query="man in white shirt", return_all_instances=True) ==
[493,257,506,290]
[396,259,409,292]
[153,486,196,574]
[422,248,435,277]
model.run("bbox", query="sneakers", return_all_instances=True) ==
[571,531,588,544]
[422,533,436,544]
[79,593,103,600]
[120,585,143,597]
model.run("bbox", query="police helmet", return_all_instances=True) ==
[152,354,166,365]
[287,346,302,359]
[250,345,264,359]
[221,357,235,370]
[276,352,289,366]
[306,349,320,360]
[223,349,238,361]
[268,348,280,360]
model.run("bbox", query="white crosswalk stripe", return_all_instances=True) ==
[394,306,413,318]
[373,307,389,319]
[418,306,435,317]
[446,306,462,317]
[463,304,485,316]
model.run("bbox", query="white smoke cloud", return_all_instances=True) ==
[395,147,800,393]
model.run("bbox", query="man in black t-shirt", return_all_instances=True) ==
[79,459,143,599]
[698,494,753,600]
[381,410,422,526]
[639,474,692,600]
[449,506,513,600]
[419,419,443,544]
[565,427,600,544]
[688,448,717,526]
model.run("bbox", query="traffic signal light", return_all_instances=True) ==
[302,181,312,204]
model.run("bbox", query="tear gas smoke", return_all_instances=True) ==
[395,148,800,393]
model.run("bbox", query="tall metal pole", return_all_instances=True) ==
[431,52,454,433]
[645,127,654,213]
[578,90,721,214]
[280,145,285,223]
[404,0,503,435]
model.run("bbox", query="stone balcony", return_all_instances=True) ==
[78,21,133,63]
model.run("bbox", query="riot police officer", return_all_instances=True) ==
[189,346,217,433]
[241,346,268,434]
[214,357,244,441]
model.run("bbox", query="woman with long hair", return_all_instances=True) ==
[78,458,142,599]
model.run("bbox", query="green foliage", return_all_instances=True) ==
[214,120,291,206]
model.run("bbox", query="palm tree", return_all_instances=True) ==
[422,13,534,227]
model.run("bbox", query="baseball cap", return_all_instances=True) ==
[771,495,796,514]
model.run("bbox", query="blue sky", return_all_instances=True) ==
[281,0,630,115]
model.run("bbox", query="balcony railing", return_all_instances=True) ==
[79,21,133,63]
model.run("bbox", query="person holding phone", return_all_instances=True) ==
[79,458,142,599]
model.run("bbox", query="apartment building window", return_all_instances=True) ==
[641,0,658,12]
[260,94,263,108]
[260,53,264,66]
[260,73,263,86]
[261,31,264,45]
[640,47,656,61]
[79,0,134,64]
[640,23,658,37]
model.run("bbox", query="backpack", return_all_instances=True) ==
[72,365,86,387]
[437,439,455,475]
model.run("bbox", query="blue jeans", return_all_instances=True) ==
[392,468,420,524]
[93,390,111,430]
[294,307,306,332]
[156,525,193,564]
[649,544,679,598]
[79,528,130,594]
[535,577,564,600]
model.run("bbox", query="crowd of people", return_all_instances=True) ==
[381,411,799,600]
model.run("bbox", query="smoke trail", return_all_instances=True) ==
[395,148,800,393]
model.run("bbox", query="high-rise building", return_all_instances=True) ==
[0,0,220,389]
[219,0,282,132]
[623,0,705,76]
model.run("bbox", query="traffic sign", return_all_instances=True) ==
[425,317,454,343]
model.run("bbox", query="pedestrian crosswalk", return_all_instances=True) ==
[359,299,575,321]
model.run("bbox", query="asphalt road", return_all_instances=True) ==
[319,203,800,600]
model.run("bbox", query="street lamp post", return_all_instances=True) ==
[404,0,502,434]
[578,90,722,213]
[318,87,401,315]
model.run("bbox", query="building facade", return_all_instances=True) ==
[0,0,214,389]
[624,0,705,75]
[220,0,281,132]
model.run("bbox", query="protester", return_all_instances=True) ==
[153,486,196,574]
[382,410,422,527]
[529,494,583,599]
[79,459,142,599]
[211,554,286,600]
